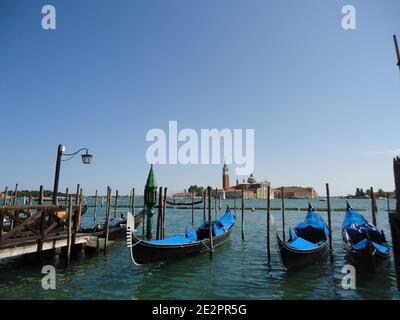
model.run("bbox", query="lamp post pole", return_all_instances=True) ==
[52,144,64,205]
[52,144,93,206]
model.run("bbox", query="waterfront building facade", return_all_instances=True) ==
[273,186,318,199]
[221,165,273,200]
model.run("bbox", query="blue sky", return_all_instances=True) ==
[0,0,399,196]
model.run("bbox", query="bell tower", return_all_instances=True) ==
[222,163,230,190]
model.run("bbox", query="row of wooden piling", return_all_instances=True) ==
[0,181,388,267]
[156,187,168,240]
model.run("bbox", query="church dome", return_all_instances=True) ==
[247,173,256,184]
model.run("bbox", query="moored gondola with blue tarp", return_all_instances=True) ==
[126,208,235,265]
[275,203,329,271]
[342,202,391,272]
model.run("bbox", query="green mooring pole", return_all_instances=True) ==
[144,164,157,240]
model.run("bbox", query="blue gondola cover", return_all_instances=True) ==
[343,208,388,254]
[286,209,329,251]
[295,210,330,240]
[144,210,235,246]
[185,226,198,241]
[288,237,318,250]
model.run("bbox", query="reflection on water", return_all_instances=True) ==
[0,198,399,299]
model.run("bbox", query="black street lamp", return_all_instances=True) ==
[52,144,93,204]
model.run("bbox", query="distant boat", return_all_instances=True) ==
[166,197,203,206]
[342,202,391,273]
[126,207,235,265]
[275,203,330,271]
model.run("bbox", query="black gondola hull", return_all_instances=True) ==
[343,235,391,273]
[130,228,233,264]
[276,234,328,271]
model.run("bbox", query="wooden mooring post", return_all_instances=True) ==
[64,188,69,207]
[93,189,98,222]
[114,190,119,218]
[12,183,18,205]
[203,190,206,222]
[389,156,400,291]
[371,187,377,227]
[71,188,83,245]
[266,185,271,262]
[75,184,80,205]
[281,186,286,242]
[241,186,245,241]
[234,191,237,215]
[104,186,112,253]
[162,187,167,239]
[191,192,194,226]
[156,187,163,240]
[37,185,45,252]
[2,186,8,206]
[214,188,217,219]
[131,188,135,215]
[208,186,213,260]
[9,183,18,229]
[326,183,333,259]
[142,205,146,239]
[66,196,73,266]
[130,188,135,214]
[78,187,84,223]
[0,187,8,239]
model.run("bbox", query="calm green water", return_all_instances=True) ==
[0,198,399,300]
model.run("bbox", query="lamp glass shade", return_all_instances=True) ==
[81,153,93,164]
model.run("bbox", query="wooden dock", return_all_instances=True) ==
[0,233,89,260]
[0,187,143,264]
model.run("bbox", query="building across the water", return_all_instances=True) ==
[273,186,318,199]
[220,163,273,200]
[171,192,195,198]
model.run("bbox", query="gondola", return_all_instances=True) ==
[342,202,391,272]
[126,207,235,265]
[166,198,203,206]
[275,203,329,271]
[81,209,145,240]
